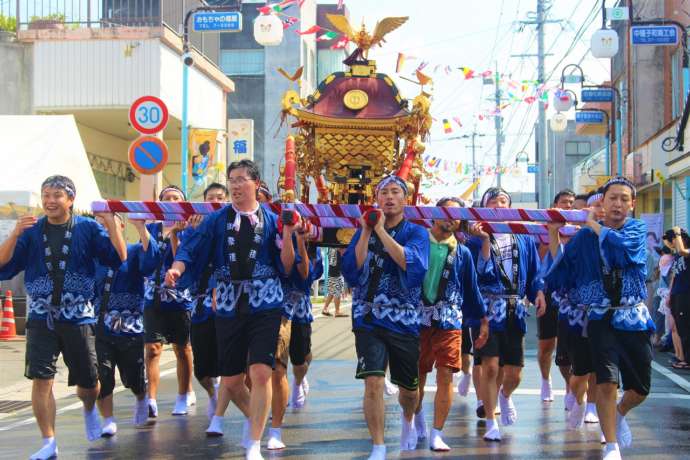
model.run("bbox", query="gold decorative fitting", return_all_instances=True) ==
[343,89,369,110]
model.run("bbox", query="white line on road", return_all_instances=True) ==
[651,360,690,393]
[0,368,177,432]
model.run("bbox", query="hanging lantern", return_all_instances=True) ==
[550,112,568,132]
[553,90,574,112]
[591,28,619,59]
[253,13,283,46]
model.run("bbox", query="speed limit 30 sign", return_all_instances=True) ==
[129,96,169,135]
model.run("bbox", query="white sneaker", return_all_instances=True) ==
[101,418,117,437]
[290,381,306,409]
[399,414,417,451]
[30,439,58,460]
[207,394,218,421]
[541,378,554,402]
[84,407,102,441]
[384,378,398,396]
[498,389,517,426]
[616,412,632,448]
[584,403,599,424]
[567,401,586,430]
[414,409,427,440]
[266,427,286,450]
[148,398,158,418]
[301,376,310,396]
[603,443,622,460]
[564,392,576,412]
[458,372,472,396]
[483,419,501,442]
[206,415,224,437]
[133,399,149,427]
[429,428,451,451]
[172,395,189,416]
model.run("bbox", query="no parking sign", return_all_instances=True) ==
[129,96,169,135]
[128,136,169,175]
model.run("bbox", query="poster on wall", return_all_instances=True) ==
[188,128,224,201]
[227,119,254,164]
[641,213,664,255]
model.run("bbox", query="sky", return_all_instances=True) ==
[338,0,611,202]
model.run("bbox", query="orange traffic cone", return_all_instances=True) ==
[0,290,17,340]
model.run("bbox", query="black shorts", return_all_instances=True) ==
[537,297,558,340]
[289,322,312,366]
[191,318,219,381]
[354,327,420,391]
[461,324,472,355]
[25,320,99,388]
[215,308,283,377]
[555,318,571,367]
[472,324,524,367]
[96,328,145,398]
[144,307,191,346]
[565,327,593,377]
[587,313,653,396]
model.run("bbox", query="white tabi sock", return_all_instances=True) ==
[207,393,218,421]
[147,398,158,418]
[584,402,599,423]
[84,407,102,441]
[399,413,417,451]
[458,371,472,396]
[245,440,263,460]
[429,428,451,451]
[101,416,117,437]
[29,437,58,460]
[206,415,224,437]
[414,407,427,440]
[134,398,149,427]
[484,418,501,442]
[603,442,622,460]
[541,378,554,402]
[616,411,632,448]
[266,427,286,450]
[367,444,386,460]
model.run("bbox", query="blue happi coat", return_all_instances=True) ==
[175,205,289,318]
[0,216,122,325]
[545,218,654,332]
[141,222,196,312]
[342,221,429,337]
[466,234,544,333]
[95,242,157,336]
[419,243,486,330]
[282,250,324,324]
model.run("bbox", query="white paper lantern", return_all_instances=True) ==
[254,13,283,46]
[591,28,619,59]
[550,113,568,132]
[553,90,574,112]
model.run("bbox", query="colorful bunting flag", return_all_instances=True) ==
[452,116,462,128]
[331,36,349,49]
[316,31,338,41]
[297,25,321,35]
[442,119,452,134]
[283,16,299,29]
[396,53,416,73]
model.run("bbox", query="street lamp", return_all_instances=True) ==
[590,1,619,59]
[550,112,568,132]
[254,13,284,46]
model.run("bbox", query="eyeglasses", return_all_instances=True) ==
[228,177,254,186]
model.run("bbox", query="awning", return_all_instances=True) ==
[0,115,102,212]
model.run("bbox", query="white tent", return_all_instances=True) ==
[0,115,102,211]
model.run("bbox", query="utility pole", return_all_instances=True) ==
[516,0,564,207]
[446,131,487,201]
[494,61,504,188]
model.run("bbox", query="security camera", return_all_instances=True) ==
[183,53,193,66]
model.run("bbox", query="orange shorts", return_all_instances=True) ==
[418,327,462,374]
